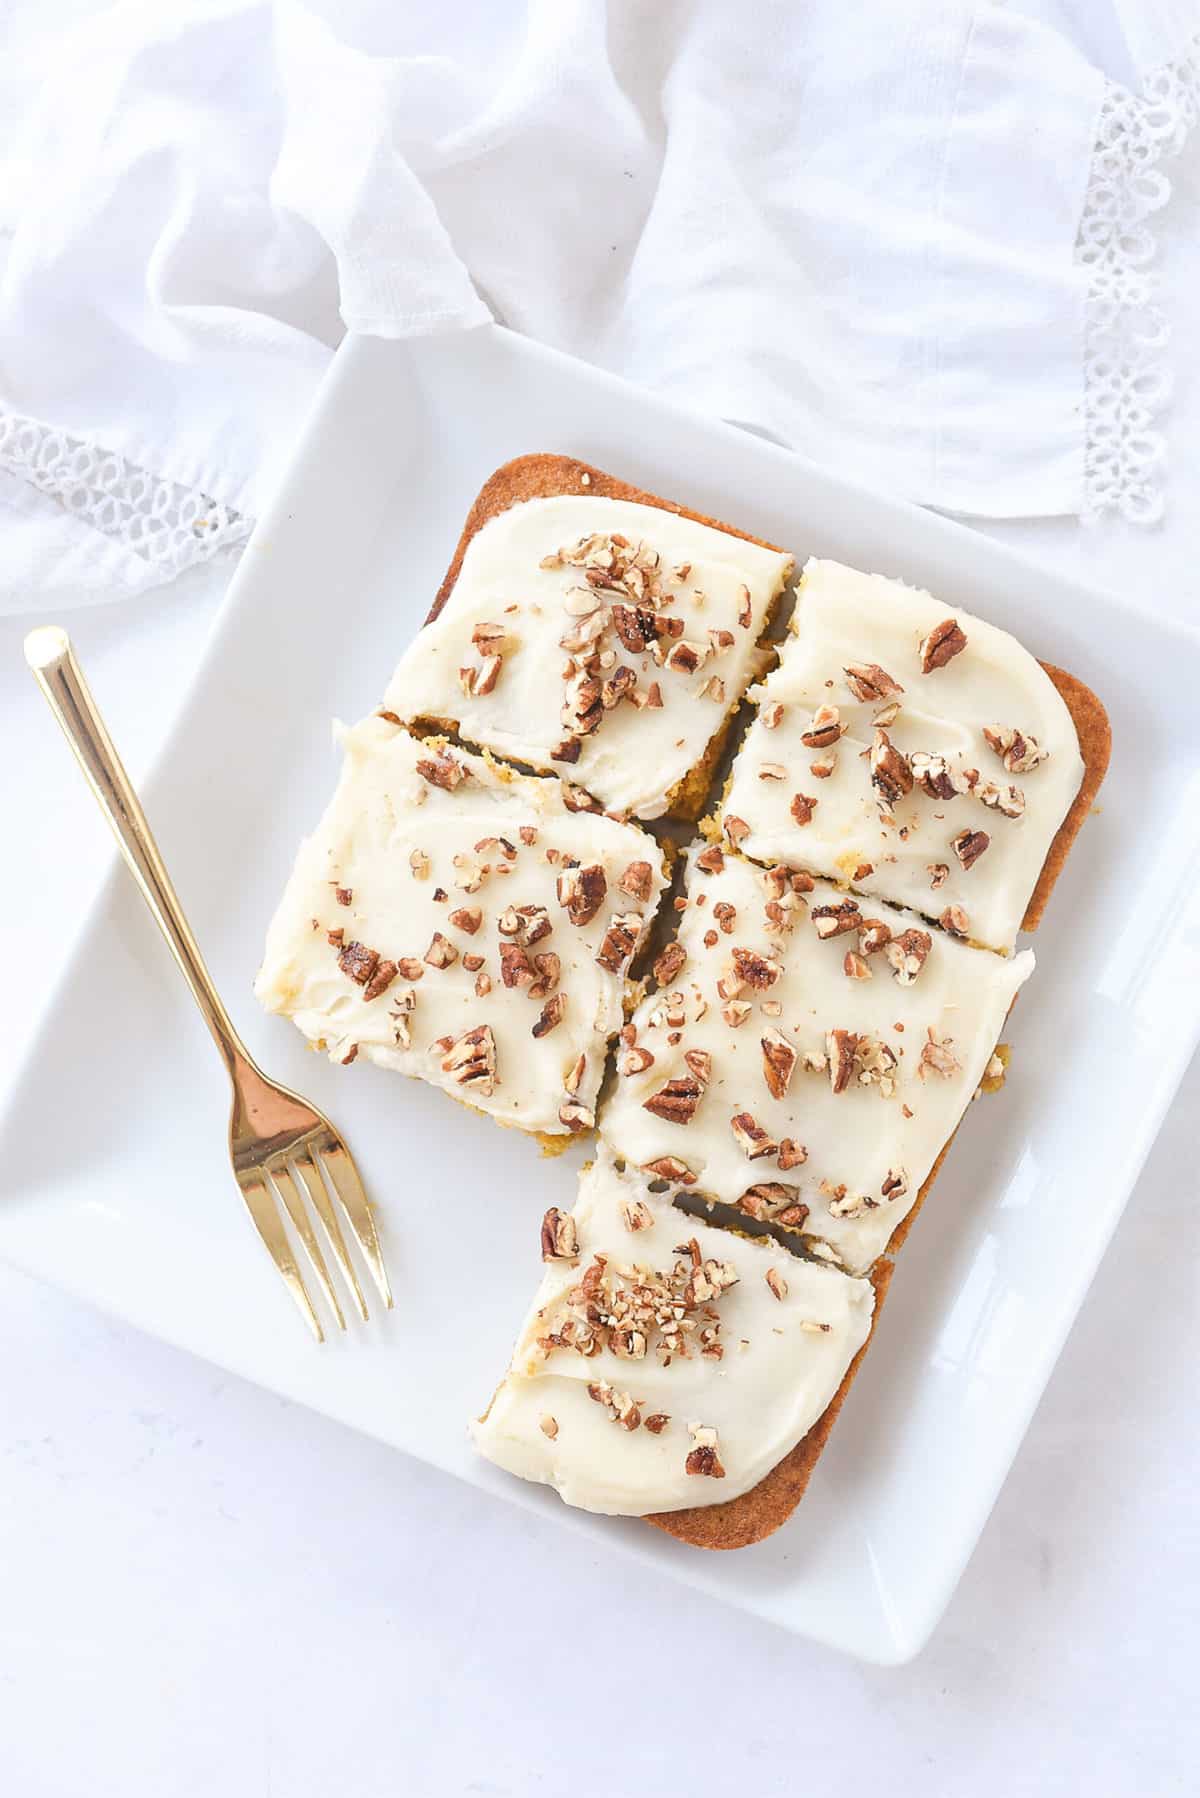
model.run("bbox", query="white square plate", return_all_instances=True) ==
[3,327,1198,1664]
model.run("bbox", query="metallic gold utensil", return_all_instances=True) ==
[24,625,391,1340]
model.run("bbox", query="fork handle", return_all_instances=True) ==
[25,626,249,1075]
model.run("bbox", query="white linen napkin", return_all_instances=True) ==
[0,0,1195,612]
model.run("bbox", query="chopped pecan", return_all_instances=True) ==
[471,620,506,654]
[563,1052,586,1095]
[618,859,655,902]
[619,1198,654,1233]
[448,906,482,935]
[730,1112,778,1159]
[978,781,1026,819]
[424,931,458,970]
[595,913,642,974]
[532,993,565,1037]
[983,725,1049,774]
[620,1045,655,1076]
[528,952,561,999]
[811,899,862,939]
[790,792,818,826]
[541,1207,579,1260]
[643,1052,710,1124]
[844,662,904,703]
[826,1028,859,1094]
[939,904,970,937]
[641,1155,697,1185]
[561,670,603,738]
[731,947,782,988]
[416,753,467,791]
[910,751,964,800]
[761,700,785,729]
[757,762,787,781]
[870,728,913,803]
[919,1028,960,1080]
[712,901,737,935]
[685,1425,726,1478]
[761,1027,798,1099]
[458,655,502,697]
[396,956,425,980]
[777,1138,807,1171]
[499,942,535,988]
[497,903,552,945]
[653,942,687,987]
[881,1168,908,1203]
[441,1025,497,1095]
[801,704,845,749]
[518,825,538,846]
[858,917,892,954]
[765,1267,789,1301]
[724,814,750,846]
[694,845,725,874]
[698,675,726,702]
[361,959,398,1003]
[539,1415,558,1440]
[335,887,353,907]
[550,736,581,764]
[611,602,664,653]
[337,941,378,986]
[558,1099,594,1134]
[884,928,932,985]
[409,849,430,880]
[736,585,752,628]
[951,828,990,871]
[810,751,838,779]
[643,1413,670,1435]
[843,950,871,980]
[601,665,639,710]
[557,861,608,926]
[919,617,967,672]
[927,862,950,890]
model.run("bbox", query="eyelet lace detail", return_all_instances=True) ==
[0,408,250,576]
[1079,44,1200,524]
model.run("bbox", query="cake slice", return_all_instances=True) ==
[720,559,1089,952]
[383,456,794,820]
[597,846,1033,1273]
[255,716,668,1143]
[472,1150,877,1516]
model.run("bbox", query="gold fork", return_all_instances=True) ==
[24,625,392,1341]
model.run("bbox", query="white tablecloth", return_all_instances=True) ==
[2,126,1197,1798]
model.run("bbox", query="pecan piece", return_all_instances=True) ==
[541,1208,579,1260]
[441,1025,497,1095]
[334,887,353,907]
[765,1267,789,1301]
[800,704,845,749]
[730,1112,778,1159]
[910,751,964,800]
[790,792,818,826]
[531,993,565,1037]
[858,917,892,954]
[595,913,642,975]
[685,1425,726,1478]
[643,1413,670,1435]
[448,906,482,935]
[843,950,871,980]
[844,662,904,703]
[558,1099,594,1134]
[337,941,378,986]
[361,959,398,1003]
[416,753,467,791]
[499,942,535,988]
[951,828,990,871]
[919,617,967,672]
[761,1027,798,1099]
[550,737,581,764]
[528,951,561,999]
[641,1156,697,1185]
[424,931,458,969]
[826,1028,859,1094]
[653,942,687,987]
[777,1138,807,1171]
[978,781,1026,819]
[870,728,913,803]
[458,655,502,697]
[884,927,932,986]
[643,1052,710,1124]
[694,845,725,874]
[601,665,639,710]
[731,947,781,989]
[618,859,655,903]
[557,861,608,926]
[919,1028,960,1080]
[880,1168,908,1203]
[927,862,950,890]
[619,1198,654,1233]
[811,899,862,939]
[939,904,970,938]
[497,903,552,945]
[983,725,1049,774]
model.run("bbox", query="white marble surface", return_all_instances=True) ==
[3,153,1198,1798]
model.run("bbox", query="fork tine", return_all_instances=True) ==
[317,1134,393,1309]
[292,1149,368,1322]
[269,1161,347,1333]
[237,1171,324,1342]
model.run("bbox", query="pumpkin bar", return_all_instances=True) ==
[255,716,668,1143]
[472,1149,876,1516]
[383,484,793,820]
[597,845,1032,1274]
[720,559,1086,953]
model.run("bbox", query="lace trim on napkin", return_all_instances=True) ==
[0,408,250,577]
[1079,43,1199,524]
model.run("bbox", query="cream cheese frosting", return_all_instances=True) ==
[597,847,1033,1273]
[255,716,668,1136]
[721,559,1085,952]
[383,495,793,819]
[471,1151,874,1515]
